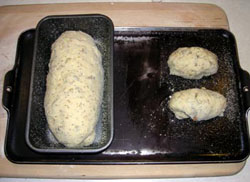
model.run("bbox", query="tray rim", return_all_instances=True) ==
[3,27,250,164]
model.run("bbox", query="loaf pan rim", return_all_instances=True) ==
[25,14,114,153]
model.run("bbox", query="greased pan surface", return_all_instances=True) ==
[3,28,250,163]
[25,15,114,153]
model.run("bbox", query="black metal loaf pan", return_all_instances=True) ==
[2,27,250,164]
[25,14,114,153]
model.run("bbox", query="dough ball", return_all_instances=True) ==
[168,47,218,79]
[168,88,227,121]
[44,31,104,148]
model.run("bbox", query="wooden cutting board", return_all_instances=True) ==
[0,2,244,179]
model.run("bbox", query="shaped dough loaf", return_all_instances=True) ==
[168,88,226,121]
[168,47,218,79]
[44,31,104,147]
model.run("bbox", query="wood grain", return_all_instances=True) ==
[0,163,245,178]
[0,2,229,39]
[0,2,241,179]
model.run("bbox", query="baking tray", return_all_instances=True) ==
[25,14,114,153]
[2,27,250,164]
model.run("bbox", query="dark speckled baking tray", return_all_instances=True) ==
[2,27,250,164]
[25,14,114,153]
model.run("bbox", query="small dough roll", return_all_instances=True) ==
[168,47,218,79]
[168,88,227,121]
[44,31,104,147]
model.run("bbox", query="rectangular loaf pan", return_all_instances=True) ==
[25,14,114,153]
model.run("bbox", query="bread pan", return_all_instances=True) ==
[25,14,114,153]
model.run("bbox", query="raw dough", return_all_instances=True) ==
[168,47,218,79]
[44,31,104,147]
[168,88,227,121]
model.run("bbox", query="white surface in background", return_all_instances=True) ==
[0,0,250,182]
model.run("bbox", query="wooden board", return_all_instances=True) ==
[0,2,242,179]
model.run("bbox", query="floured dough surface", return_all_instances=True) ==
[168,47,218,79]
[168,88,227,121]
[44,31,104,148]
